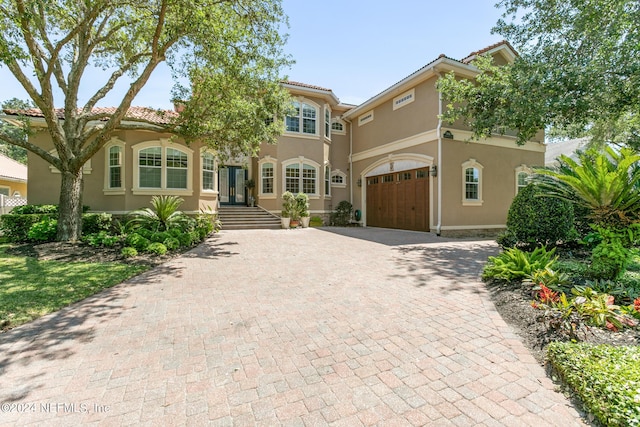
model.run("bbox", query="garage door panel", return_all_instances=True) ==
[365,167,429,232]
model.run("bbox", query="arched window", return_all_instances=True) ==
[103,137,125,194]
[462,159,483,206]
[285,99,319,135]
[283,158,319,195]
[515,165,532,195]
[132,140,193,195]
[202,152,216,191]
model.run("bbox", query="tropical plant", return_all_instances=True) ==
[535,147,640,227]
[127,195,190,232]
[482,246,557,281]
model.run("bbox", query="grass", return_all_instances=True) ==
[0,244,148,331]
[548,342,640,426]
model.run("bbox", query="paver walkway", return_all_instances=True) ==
[0,228,584,426]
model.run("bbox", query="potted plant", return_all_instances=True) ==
[245,179,255,207]
[281,191,295,228]
[296,192,310,228]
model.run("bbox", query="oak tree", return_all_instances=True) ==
[0,0,291,241]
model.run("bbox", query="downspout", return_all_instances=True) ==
[436,73,443,236]
[343,117,354,206]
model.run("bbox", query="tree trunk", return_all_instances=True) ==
[57,169,84,242]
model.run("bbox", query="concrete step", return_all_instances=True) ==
[218,206,282,230]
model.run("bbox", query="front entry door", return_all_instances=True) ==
[219,166,246,205]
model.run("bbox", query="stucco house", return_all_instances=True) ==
[1,41,545,235]
[0,153,27,198]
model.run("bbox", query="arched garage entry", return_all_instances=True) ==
[361,154,434,232]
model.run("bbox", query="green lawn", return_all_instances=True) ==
[0,245,148,331]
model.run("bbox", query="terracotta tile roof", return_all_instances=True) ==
[0,153,27,182]
[282,81,334,93]
[461,40,517,63]
[2,107,178,125]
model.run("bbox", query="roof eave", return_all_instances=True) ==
[343,57,478,120]
[281,83,340,105]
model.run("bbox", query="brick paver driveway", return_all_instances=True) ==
[0,228,584,426]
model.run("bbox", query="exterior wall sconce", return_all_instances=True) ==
[357,178,362,187]
[443,130,454,139]
[430,166,438,177]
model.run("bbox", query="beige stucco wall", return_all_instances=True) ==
[27,130,217,214]
[439,137,545,230]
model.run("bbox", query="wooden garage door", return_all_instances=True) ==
[366,167,429,231]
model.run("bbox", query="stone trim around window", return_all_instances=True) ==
[462,158,483,206]
[358,110,374,126]
[285,98,320,137]
[331,169,347,188]
[258,156,278,199]
[103,137,126,195]
[201,149,218,194]
[282,156,320,196]
[393,88,415,111]
[131,139,193,196]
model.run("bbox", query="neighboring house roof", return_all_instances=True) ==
[544,137,590,166]
[343,40,517,120]
[0,152,27,183]
[2,106,178,125]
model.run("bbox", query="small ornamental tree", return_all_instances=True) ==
[505,184,575,248]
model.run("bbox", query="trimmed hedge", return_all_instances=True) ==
[548,342,640,426]
[505,184,575,248]
[0,214,56,242]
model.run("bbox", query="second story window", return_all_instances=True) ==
[286,100,318,135]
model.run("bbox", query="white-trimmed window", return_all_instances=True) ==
[262,162,274,194]
[286,99,318,135]
[103,137,125,194]
[393,88,415,110]
[331,119,346,135]
[331,170,347,188]
[258,156,277,198]
[283,157,319,195]
[132,139,193,195]
[462,159,483,206]
[358,110,374,126]
[324,165,331,197]
[202,151,216,191]
[515,165,532,195]
[324,106,331,139]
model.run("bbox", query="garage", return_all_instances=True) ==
[366,167,430,231]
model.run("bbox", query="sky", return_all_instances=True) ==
[0,1,506,109]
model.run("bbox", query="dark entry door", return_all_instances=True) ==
[219,166,246,205]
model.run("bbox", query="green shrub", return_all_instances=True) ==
[83,231,120,247]
[27,218,58,242]
[0,214,54,242]
[82,213,113,234]
[506,184,575,248]
[163,237,180,251]
[331,200,352,226]
[151,231,171,243]
[10,204,59,215]
[121,247,138,258]
[483,246,558,281]
[177,231,192,247]
[146,242,167,255]
[135,228,154,240]
[547,343,640,426]
[125,233,150,252]
[310,216,323,227]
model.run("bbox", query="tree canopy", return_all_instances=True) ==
[0,98,31,164]
[0,0,292,241]
[438,0,640,149]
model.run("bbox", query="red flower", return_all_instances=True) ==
[538,284,559,304]
[605,321,619,332]
[606,295,615,306]
[634,298,640,313]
